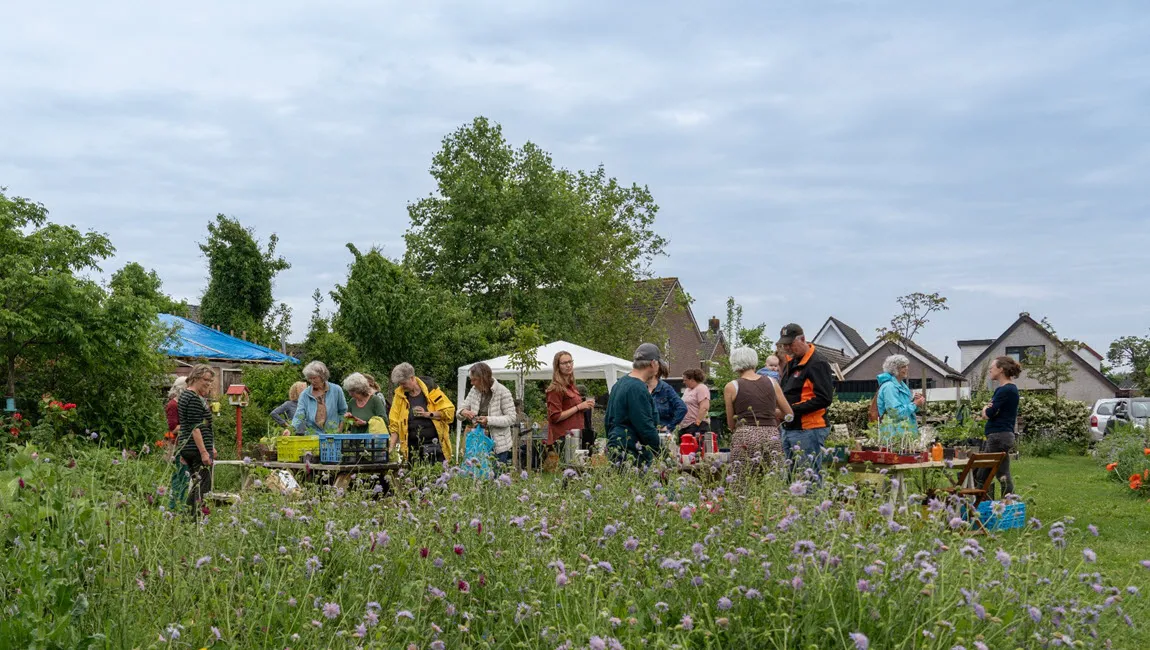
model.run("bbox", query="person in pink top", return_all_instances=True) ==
[681,368,711,435]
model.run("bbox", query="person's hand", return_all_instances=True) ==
[201,451,213,466]
[212,448,217,459]
[913,393,926,406]
[477,416,488,426]
[281,429,292,436]
[580,399,595,411]
[354,417,367,426]
[460,409,475,420]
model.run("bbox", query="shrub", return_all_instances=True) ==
[1017,394,1090,453]
[1095,423,1150,494]
[827,399,869,436]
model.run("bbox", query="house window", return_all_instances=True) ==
[1005,345,1045,363]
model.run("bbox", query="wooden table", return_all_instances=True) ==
[845,460,952,503]
[257,460,404,490]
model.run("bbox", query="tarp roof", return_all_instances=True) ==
[159,314,299,364]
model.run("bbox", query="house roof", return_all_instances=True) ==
[828,317,870,356]
[630,277,681,327]
[817,346,853,379]
[843,335,965,381]
[698,329,728,363]
[962,313,1120,392]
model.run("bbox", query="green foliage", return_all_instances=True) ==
[302,290,361,386]
[198,214,290,343]
[1017,393,1090,452]
[827,398,870,436]
[1107,333,1150,395]
[109,262,188,317]
[0,190,170,445]
[711,297,770,386]
[331,245,489,391]
[403,116,664,357]
[502,319,546,400]
[875,292,948,342]
[1094,423,1150,494]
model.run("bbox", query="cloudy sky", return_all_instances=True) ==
[3,1,1148,367]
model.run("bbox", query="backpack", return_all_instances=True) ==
[867,392,881,423]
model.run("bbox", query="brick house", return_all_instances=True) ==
[631,278,729,378]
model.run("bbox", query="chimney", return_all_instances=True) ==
[708,316,720,332]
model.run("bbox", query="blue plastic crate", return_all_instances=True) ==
[976,500,1026,531]
[318,433,390,465]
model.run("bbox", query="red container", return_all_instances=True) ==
[679,434,699,459]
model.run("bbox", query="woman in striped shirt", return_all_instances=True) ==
[169,364,216,512]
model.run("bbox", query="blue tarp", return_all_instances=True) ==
[159,314,300,364]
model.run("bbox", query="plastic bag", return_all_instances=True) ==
[463,425,495,479]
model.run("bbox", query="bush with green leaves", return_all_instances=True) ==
[1018,395,1090,451]
[1095,423,1150,495]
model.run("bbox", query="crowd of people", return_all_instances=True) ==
[162,321,1022,510]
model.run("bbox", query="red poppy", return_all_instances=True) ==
[1131,474,1144,491]
[1106,462,1118,472]
[63,403,77,410]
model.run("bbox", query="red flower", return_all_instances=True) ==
[457,580,470,593]
[63,403,77,410]
[1106,462,1118,472]
[12,413,21,421]
[18,478,25,489]
[478,573,486,587]
[1131,474,1143,491]
[50,401,61,409]
[454,544,464,556]
[419,547,429,558]
[9,427,18,436]
[201,505,211,516]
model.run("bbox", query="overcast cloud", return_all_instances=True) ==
[3,1,1148,365]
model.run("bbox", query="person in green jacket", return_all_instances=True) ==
[605,343,664,466]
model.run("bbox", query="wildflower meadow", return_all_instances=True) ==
[2,441,1148,649]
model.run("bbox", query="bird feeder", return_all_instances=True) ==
[225,384,251,458]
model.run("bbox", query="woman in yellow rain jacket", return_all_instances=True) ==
[388,363,455,463]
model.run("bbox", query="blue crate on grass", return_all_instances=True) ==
[318,433,390,465]
[976,500,1026,531]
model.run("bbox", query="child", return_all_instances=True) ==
[757,355,781,381]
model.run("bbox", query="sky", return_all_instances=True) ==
[3,1,1149,368]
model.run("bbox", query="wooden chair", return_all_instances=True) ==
[943,452,1007,506]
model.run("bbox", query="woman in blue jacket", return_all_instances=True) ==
[284,360,348,435]
[875,354,925,444]
[652,361,688,431]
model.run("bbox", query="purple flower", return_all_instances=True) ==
[680,614,693,630]
[597,561,614,573]
[691,576,705,587]
[949,517,967,530]
[1083,548,1097,563]
[353,623,366,638]
[878,503,894,519]
[364,610,379,627]
[497,473,512,487]
[1028,606,1042,623]
[624,537,640,551]
[563,468,578,479]
[395,609,414,622]
[211,626,221,641]
[1142,560,1150,569]
[745,589,762,599]
[679,506,692,520]
[655,602,669,612]
[850,632,869,650]
[604,524,617,537]
[791,575,803,590]
[305,556,322,576]
[590,637,607,650]
[717,597,732,611]
[789,481,807,496]
[322,602,340,619]
[996,549,1011,569]
[1088,524,1099,536]
[792,540,816,556]
[194,556,211,569]
[972,603,986,620]
[556,573,568,586]
[857,579,871,593]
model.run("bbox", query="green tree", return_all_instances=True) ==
[1023,317,1081,426]
[302,289,360,385]
[109,262,189,317]
[403,116,664,356]
[1107,333,1150,395]
[712,297,769,386]
[0,188,114,404]
[876,292,949,342]
[331,245,490,392]
[198,214,290,342]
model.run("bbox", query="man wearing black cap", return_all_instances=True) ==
[777,323,835,481]
[604,343,663,465]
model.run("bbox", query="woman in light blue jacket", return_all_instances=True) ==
[284,361,348,435]
[875,354,925,443]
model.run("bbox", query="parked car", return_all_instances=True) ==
[1103,398,1149,436]
[1089,398,1122,441]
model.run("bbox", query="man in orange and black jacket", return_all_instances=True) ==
[777,323,835,482]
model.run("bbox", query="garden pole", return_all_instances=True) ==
[236,404,243,459]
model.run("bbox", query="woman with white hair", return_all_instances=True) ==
[286,360,348,435]
[342,372,388,434]
[875,354,925,442]
[388,362,455,463]
[164,377,188,440]
[724,347,794,469]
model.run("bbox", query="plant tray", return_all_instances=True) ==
[276,435,319,462]
[319,433,390,465]
[849,450,929,465]
[975,500,1026,531]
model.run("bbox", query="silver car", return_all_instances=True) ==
[1104,398,1150,436]
[1089,398,1121,441]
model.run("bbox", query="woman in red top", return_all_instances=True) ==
[545,350,595,446]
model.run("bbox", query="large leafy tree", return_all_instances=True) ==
[199,214,290,343]
[0,188,114,402]
[332,244,491,391]
[110,262,189,317]
[403,116,665,356]
[1107,333,1150,394]
[1,189,170,443]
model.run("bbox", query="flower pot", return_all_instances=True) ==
[943,447,956,461]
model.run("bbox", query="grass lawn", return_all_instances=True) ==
[1013,454,1150,583]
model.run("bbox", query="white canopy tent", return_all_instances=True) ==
[454,341,632,458]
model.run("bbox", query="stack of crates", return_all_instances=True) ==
[276,435,319,462]
[975,500,1027,531]
[318,433,390,465]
